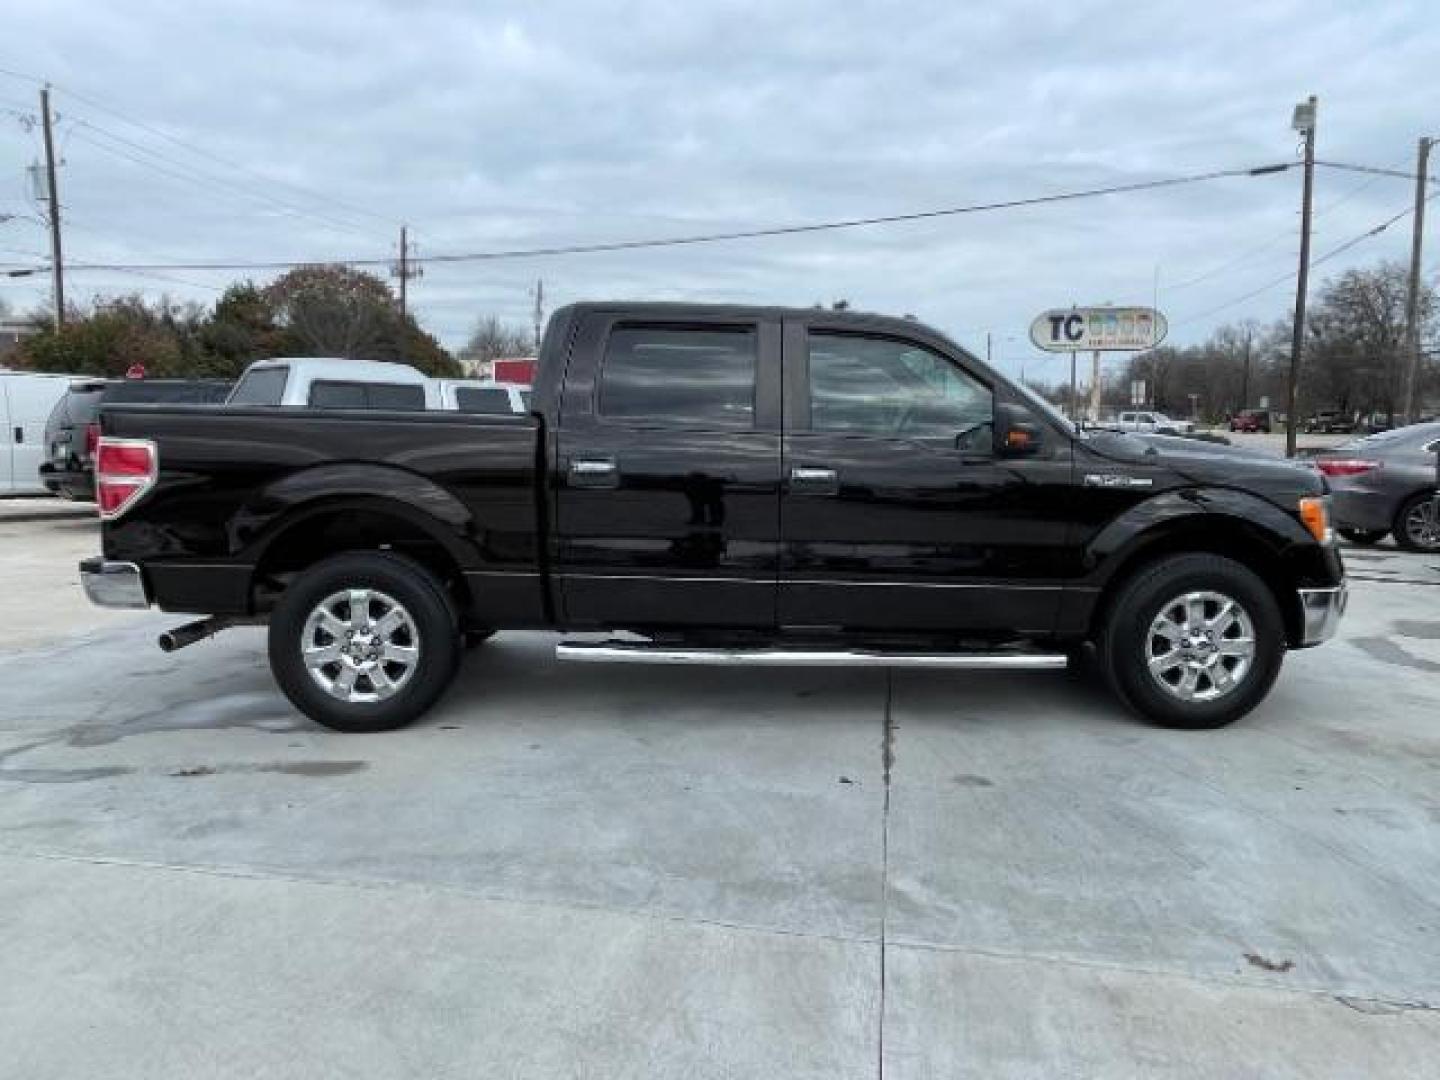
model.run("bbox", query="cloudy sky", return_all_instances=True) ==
[1,0,1434,384]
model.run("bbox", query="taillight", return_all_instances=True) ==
[85,422,100,458]
[1316,459,1380,478]
[95,437,157,520]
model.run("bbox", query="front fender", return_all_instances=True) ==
[232,463,479,568]
[1084,487,1315,586]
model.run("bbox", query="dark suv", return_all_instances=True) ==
[40,378,232,501]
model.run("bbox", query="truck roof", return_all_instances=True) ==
[244,357,430,384]
[554,300,939,334]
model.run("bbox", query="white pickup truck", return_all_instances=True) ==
[225,359,529,415]
[1115,410,1195,436]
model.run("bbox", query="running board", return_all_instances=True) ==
[555,640,1068,670]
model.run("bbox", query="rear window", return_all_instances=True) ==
[598,325,756,429]
[103,381,231,404]
[454,387,515,414]
[307,380,426,411]
[228,367,289,406]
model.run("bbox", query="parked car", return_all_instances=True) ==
[40,378,232,501]
[1229,409,1273,434]
[1116,410,1195,435]
[1314,422,1440,551]
[2,371,75,495]
[437,379,531,414]
[80,301,1346,733]
[226,358,441,409]
[1304,410,1356,434]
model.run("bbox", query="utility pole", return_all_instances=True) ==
[39,84,64,328]
[390,225,421,320]
[985,331,992,366]
[1401,137,1432,425]
[532,278,545,353]
[1240,328,1252,411]
[1285,95,1317,458]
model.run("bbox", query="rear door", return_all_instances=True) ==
[554,312,783,628]
[778,321,1073,635]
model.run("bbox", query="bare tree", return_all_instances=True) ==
[459,315,532,376]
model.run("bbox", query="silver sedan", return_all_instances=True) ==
[1315,422,1440,551]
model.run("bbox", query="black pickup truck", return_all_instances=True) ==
[81,302,1347,732]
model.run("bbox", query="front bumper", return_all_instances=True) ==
[80,558,151,610]
[1297,581,1348,646]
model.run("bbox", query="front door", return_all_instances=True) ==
[555,313,783,629]
[779,323,1074,636]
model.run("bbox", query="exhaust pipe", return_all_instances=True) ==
[158,615,254,652]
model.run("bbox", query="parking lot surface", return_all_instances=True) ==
[2,509,1438,1077]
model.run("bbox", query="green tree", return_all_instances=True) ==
[263,264,459,377]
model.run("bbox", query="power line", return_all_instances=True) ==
[1165,158,1406,293]
[0,64,396,232]
[46,161,1295,273]
[1316,160,1440,184]
[67,118,392,241]
[1173,190,1440,328]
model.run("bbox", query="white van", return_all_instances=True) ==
[2,371,75,495]
[227,358,442,410]
[436,379,531,415]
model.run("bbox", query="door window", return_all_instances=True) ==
[599,325,756,430]
[454,387,516,414]
[807,333,991,447]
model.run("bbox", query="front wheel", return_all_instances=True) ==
[1101,554,1285,729]
[268,552,461,732]
[1394,492,1440,553]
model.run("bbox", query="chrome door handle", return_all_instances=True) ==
[789,466,838,494]
[568,457,619,488]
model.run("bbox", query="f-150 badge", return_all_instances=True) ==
[1083,473,1155,488]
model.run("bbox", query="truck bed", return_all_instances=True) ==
[101,404,546,623]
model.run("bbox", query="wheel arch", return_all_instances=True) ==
[1082,493,1311,647]
[245,492,477,613]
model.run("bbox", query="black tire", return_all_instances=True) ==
[268,552,461,732]
[1338,527,1388,546]
[1100,554,1285,729]
[1393,492,1440,553]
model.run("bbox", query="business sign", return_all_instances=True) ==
[1029,306,1167,352]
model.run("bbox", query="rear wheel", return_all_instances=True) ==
[268,552,461,732]
[1338,527,1388,546]
[1394,492,1440,553]
[1101,554,1285,729]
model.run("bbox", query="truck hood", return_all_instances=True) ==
[1084,430,1326,501]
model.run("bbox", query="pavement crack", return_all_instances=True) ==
[877,669,896,1079]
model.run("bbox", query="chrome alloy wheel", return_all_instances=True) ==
[1403,497,1440,551]
[302,588,420,703]
[1145,590,1256,703]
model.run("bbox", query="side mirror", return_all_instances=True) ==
[995,401,1044,457]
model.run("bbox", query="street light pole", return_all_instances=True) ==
[1285,95,1317,458]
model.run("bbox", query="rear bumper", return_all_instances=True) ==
[1297,581,1347,647]
[80,558,151,609]
[38,462,95,501]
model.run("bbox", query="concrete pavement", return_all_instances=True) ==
[0,515,1437,1077]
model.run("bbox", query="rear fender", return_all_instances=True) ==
[233,463,478,569]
